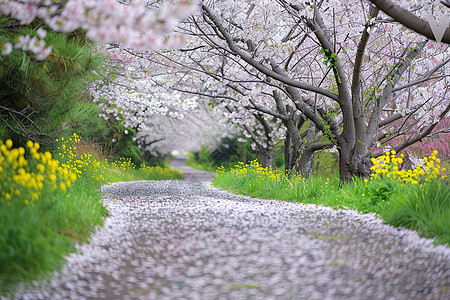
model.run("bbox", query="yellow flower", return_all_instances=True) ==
[5,139,13,149]
[69,173,77,182]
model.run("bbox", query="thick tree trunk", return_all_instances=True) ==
[296,122,316,178]
[338,143,353,183]
[351,151,372,179]
[338,140,371,183]
[141,150,152,162]
[259,148,273,169]
[297,149,314,179]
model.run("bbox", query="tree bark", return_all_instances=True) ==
[259,147,274,169]
[297,148,314,179]
[284,134,291,173]
[369,0,450,44]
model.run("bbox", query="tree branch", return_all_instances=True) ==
[201,4,339,102]
[365,40,427,147]
[369,0,450,44]
[392,102,450,154]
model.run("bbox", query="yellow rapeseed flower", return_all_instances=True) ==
[5,139,13,149]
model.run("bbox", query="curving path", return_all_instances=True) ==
[7,158,450,299]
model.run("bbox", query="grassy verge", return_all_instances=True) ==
[213,151,449,246]
[0,134,182,296]
[185,153,216,172]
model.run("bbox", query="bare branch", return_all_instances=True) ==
[369,0,450,44]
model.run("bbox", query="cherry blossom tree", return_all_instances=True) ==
[88,45,239,156]
[124,18,325,174]
[0,0,197,60]
[5,0,446,181]
[103,0,448,180]
[194,0,449,181]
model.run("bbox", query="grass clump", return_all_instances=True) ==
[0,133,182,296]
[215,161,340,206]
[384,180,449,245]
[213,151,449,246]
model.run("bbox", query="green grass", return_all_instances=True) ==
[384,180,450,245]
[185,156,216,172]
[213,162,450,246]
[103,164,184,182]
[0,174,105,296]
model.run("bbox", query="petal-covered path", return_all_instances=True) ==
[8,158,450,299]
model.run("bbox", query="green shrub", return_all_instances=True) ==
[113,127,142,166]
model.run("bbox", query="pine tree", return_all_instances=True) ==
[0,15,104,145]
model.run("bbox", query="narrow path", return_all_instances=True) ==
[8,159,450,299]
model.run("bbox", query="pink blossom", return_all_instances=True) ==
[36,27,47,39]
[1,42,12,55]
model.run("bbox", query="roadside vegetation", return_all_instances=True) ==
[0,134,182,296]
[0,15,183,297]
[213,151,449,247]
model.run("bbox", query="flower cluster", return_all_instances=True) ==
[370,150,446,184]
[0,139,76,206]
[110,157,136,172]
[220,160,283,182]
[55,133,108,186]
[55,133,183,183]
[0,0,197,60]
[12,28,51,60]
[140,164,183,179]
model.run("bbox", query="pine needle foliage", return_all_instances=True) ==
[0,16,104,145]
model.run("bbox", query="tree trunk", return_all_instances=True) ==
[338,143,353,183]
[284,134,291,173]
[338,139,371,183]
[297,149,314,178]
[141,150,152,162]
[259,148,273,169]
[351,151,372,179]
